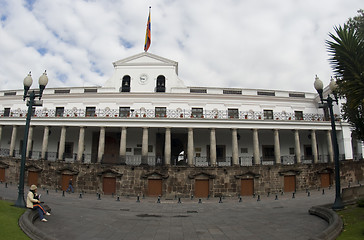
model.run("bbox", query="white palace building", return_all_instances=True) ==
[0,52,363,197]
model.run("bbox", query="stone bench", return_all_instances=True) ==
[19,206,54,240]
[308,205,343,240]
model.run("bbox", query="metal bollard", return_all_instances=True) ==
[56,189,58,193]
[281,191,284,195]
[219,196,223,203]
[98,193,101,200]
[142,194,145,199]
[62,191,65,197]
[178,197,181,204]
[292,192,295,198]
[308,191,310,197]
[267,192,270,197]
[275,195,278,200]
[306,188,308,193]
[46,189,49,195]
[116,196,120,201]
[322,189,325,195]
[318,187,320,191]
[253,193,256,198]
[79,193,83,198]
[198,198,202,204]
[137,195,140,203]
[157,196,161,203]
[207,194,210,200]
[112,193,114,198]
[257,195,261,201]
[191,195,194,200]
[5,182,7,188]
[239,196,242,202]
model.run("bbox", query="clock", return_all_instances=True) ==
[139,74,148,84]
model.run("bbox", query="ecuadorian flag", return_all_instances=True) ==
[144,7,151,52]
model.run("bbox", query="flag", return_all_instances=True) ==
[144,7,151,52]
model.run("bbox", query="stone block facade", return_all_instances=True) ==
[1,157,363,197]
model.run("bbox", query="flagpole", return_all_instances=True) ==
[144,6,151,52]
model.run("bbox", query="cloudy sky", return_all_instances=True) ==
[0,0,362,92]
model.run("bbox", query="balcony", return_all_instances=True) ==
[0,108,328,122]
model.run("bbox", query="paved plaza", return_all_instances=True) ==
[0,182,336,240]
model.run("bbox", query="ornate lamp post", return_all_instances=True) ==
[14,71,48,208]
[314,75,344,210]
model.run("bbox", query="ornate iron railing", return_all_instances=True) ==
[0,109,329,122]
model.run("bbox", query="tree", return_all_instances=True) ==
[326,10,364,141]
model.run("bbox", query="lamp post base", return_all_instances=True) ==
[14,195,26,208]
[332,197,344,210]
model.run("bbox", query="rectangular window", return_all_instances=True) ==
[54,89,70,94]
[289,148,295,155]
[86,107,96,117]
[3,108,10,117]
[126,148,132,152]
[228,108,239,119]
[223,89,242,95]
[289,93,305,98]
[192,108,203,118]
[119,107,130,117]
[295,111,303,120]
[257,91,275,96]
[64,142,74,158]
[155,107,166,117]
[84,88,97,93]
[263,110,273,120]
[56,107,64,117]
[190,88,207,93]
[241,148,248,154]
[148,145,153,153]
[4,91,16,96]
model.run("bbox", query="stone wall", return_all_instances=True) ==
[1,157,363,197]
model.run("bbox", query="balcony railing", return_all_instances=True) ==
[0,109,329,122]
[0,148,350,166]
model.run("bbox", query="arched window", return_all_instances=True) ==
[156,75,165,92]
[121,75,131,92]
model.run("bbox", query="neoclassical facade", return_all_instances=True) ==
[0,52,363,197]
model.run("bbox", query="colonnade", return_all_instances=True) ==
[2,125,336,165]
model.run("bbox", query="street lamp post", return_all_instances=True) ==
[314,75,344,210]
[14,71,48,208]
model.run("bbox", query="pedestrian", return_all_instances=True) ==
[66,179,74,193]
[26,185,51,222]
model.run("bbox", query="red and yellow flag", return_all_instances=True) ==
[144,7,151,52]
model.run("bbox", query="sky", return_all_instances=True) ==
[0,0,362,92]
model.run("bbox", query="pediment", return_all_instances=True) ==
[113,52,178,67]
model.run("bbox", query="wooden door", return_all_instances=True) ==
[0,168,5,182]
[103,177,116,195]
[284,175,296,192]
[195,179,209,198]
[28,171,39,186]
[61,174,73,191]
[241,179,254,196]
[320,173,330,188]
[148,179,162,197]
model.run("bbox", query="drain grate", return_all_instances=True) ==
[136,214,162,218]
[186,210,198,213]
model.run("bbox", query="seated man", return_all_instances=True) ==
[26,185,51,222]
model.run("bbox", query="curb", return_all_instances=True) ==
[19,210,56,240]
[308,205,343,240]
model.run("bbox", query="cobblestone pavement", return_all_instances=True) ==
[1,183,336,240]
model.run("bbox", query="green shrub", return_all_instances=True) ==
[357,199,364,208]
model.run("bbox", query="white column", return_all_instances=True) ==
[294,129,301,163]
[10,125,17,157]
[41,126,49,159]
[26,126,34,158]
[210,128,217,166]
[164,128,171,165]
[141,127,149,164]
[119,127,127,163]
[311,130,318,163]
[187,128,194,166]
[327,130,334,163]
[77,127,85,162]
[274,129,281,164]
[232,128,239,165]
[97,127,105,162]
[253,129,260,165]
[340,125,353,160]
[58,126,67,161]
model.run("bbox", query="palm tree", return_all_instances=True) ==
[326,25,364,140]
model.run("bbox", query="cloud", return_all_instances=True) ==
[0,0,362,92]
